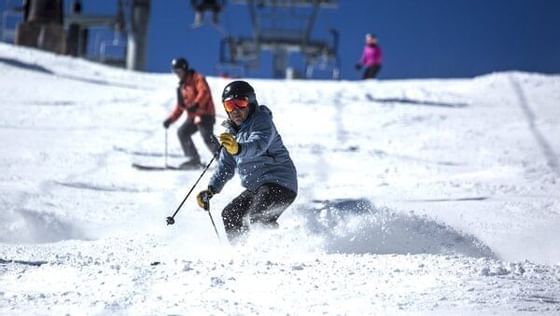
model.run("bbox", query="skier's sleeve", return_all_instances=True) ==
[193,74,211,111]
[375,46,383,65]
[236,113,276,159]
[359,46,367,66]
[166,85,185,123]
[208,150,236,193]
[167,104,184,123]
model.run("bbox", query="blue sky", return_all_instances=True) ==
[3,0,560,79]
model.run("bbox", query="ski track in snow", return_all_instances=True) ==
[1,43,560,314]
[509,76,560,176]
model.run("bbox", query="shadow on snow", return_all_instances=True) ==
[366,93,468,108]
[0,57,54,74]
[0,57,144,90]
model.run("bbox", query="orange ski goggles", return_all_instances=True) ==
[223,96,249,113]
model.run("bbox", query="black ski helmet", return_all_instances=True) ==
[171,57,189,71]
[222,80,257,105]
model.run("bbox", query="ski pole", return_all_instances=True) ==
[166,145,223,225]
[206,201,221,241]
[164,129,168,167]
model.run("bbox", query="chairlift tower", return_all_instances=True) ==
[222,0,339,79]
[1,0,151,70]
[64,0,150,70]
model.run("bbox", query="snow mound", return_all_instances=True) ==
[300,199,496,258]
[1,208,87,244]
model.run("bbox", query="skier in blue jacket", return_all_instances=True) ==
[196,80,298,243]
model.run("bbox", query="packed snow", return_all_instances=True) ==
[1,42,560,315]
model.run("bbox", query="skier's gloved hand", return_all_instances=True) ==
[196,187,215,210]
[355,63,362,70]
[219,132,239,155]
[163,118,173,129]
[187,102,199,113]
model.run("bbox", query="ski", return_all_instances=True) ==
[113,146,183,158]
[132,163,182,171]
[190,22,226,35]
[131,163,203,171]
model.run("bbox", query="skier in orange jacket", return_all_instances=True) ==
[163,57,220,169]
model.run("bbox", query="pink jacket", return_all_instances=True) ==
[360,44,382,67]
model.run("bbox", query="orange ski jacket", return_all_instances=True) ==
[166,70,216,123]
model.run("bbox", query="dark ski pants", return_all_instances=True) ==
[222,183,297,243]
[363,64,381,79]
[194,0,221,13]
[177,115,220,162]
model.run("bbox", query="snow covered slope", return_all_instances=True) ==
[1,43,559,315]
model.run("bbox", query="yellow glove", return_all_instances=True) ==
[219,132,239,155]
[196,189,214,210]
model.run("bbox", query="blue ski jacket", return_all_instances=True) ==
[209,105,298,194]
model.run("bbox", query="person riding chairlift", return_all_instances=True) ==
[190,0,224,26]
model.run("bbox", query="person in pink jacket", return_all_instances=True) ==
[355,33,383,79]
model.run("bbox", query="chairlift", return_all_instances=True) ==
[99,31,126,67]
[217,0,339,79]
[0,0,24,43]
